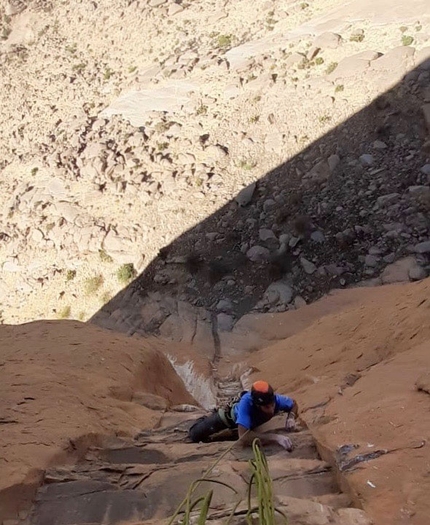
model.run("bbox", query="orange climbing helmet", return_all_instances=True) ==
[251,380,275,406]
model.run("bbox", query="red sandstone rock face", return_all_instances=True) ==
[247,278,430,525]
[14,409,372,525]
[1,279,430,525]
[0,320,195,521]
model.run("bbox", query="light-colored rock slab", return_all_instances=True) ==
[101,82,199,126]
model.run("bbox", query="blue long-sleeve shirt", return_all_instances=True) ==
[232,392,294,430]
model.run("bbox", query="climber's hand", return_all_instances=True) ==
[285,414,296,432]
[276,435,294,452]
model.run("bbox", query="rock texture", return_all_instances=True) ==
[247,278,430,525]
[1,279,430,525]
[0,320,194,521]
[0,1,430,524]
[0,0,429,324]
[24,412,371,525]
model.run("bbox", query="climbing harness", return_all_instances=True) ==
[217,390,247,428]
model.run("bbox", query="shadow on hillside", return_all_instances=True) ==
[90,57,430,336]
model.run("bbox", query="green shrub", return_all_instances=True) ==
[101,291,113,303]
[216,34,233,49]
[196,103,208,116]
[84,275,104,295]
[326,62,338,74]
[66,270,76,281]
[58,305,71,319]
[238,159,257,170]
[117,263,136,283]
[401,35,414,46]
[99,249,113,263]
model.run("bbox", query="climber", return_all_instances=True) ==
[187,380,299,451]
